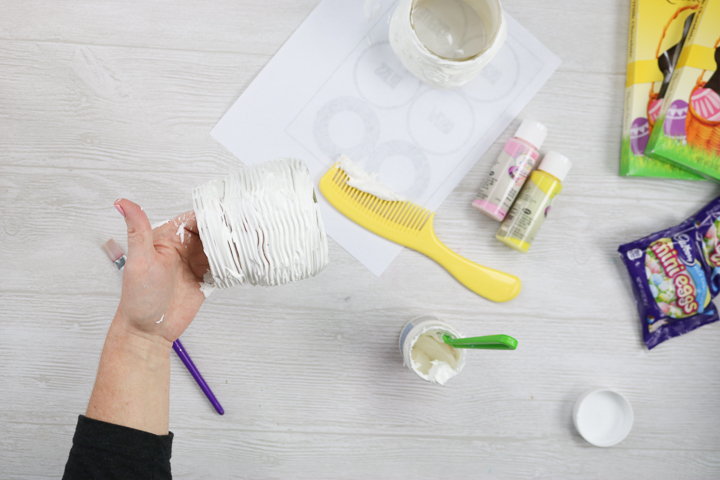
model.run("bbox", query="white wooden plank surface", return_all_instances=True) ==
[1,0,720,478]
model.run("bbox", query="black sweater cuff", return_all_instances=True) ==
[63,415,173,479]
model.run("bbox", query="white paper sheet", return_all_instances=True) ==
[211,0,561,276]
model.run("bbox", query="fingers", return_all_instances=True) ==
[115,198,154,258]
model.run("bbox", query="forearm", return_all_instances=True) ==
[86,312,172,435]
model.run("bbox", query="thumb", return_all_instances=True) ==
[115,198,153,257]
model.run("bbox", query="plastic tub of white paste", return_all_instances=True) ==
[573,387,634,447]
[399,315,466,385]
[389,0,507,89]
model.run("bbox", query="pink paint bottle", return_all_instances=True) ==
[472,119,547,221]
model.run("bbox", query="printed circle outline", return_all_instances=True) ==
[353,42,422,109]
[463,42,520,103]
[365,140,431,199]
[406,90,475,155]
[313,96,380,161]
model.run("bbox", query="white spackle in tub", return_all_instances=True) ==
[410,329,463,385]
[192,158,329,288]
[338,155,406,202]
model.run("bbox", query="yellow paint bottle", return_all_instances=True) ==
[496,151,572,253]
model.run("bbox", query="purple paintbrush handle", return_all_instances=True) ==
[172,339,224,415]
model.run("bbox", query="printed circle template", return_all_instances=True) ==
[313,96,381,161]
[407,90,475,155]
[365,140,431,198]
[354,42,422,108]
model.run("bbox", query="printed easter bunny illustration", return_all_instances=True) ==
[648,11,695,131]
[686,41,720,155]
[629,6,696,156]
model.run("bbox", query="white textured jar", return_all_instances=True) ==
[389,0,507,89]
[193,158,329,288]
[399,315,466,385]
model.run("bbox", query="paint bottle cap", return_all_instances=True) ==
[573,387,633,447]
[515,119,547,149]
[538,151,572,182]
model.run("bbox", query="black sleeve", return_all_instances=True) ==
[62,415,173,480]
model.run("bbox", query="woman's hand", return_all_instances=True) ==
[114,198,210,344]
[86,199,211,435]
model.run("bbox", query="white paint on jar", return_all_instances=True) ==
[192,158,329,288]
[389,0,507,89]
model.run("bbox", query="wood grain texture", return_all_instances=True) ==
[1,0,720,478]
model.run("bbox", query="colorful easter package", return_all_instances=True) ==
[645,0,720,181]
[620,0,703,179]
[697,195,720,287]
[619,195,720,349]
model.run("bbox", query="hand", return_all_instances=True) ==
[113,198,210,344]
[85,199,210,435]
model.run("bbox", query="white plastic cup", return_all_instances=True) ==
[573,387,634,447]
[399,315,466,385]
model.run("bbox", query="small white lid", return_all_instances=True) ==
[538,151,572,182]
[573,387,633,447]
[514,119,547,149]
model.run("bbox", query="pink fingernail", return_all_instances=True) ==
[115,204,125,217]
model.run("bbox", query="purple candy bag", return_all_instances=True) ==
[618,196,720,349]
[695,198,720,292]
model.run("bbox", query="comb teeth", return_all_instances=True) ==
[329,166,432,234]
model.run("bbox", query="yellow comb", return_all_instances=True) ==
[319,162,521,302]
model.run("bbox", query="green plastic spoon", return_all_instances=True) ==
[442,334,518,350]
